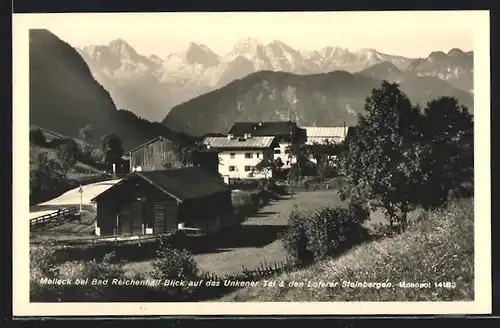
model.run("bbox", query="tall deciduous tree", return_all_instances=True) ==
[339,81,422,232]
[418,96,474,208]
[79,124,96,145]
[100,133,124,167]
[56,139,79,176]
[79,124,96,157]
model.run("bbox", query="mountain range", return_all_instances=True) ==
[29,29,193,151]
[162,70,474,137]
[77,37,474,122]
[29,29,474,149]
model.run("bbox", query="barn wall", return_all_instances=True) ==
[95,177,178,236]
[178,191,233,234]
[129,138,178,172]
[96,201,117,236]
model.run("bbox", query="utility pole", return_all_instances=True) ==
[78,185,83,213]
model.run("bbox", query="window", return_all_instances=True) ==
[244,153,253,158]
[229,166,235,172]
[274,149,281,154]
[256,153,260,158]
[286,161,290,165]
[230,153,235,159]
[244,165,252,171]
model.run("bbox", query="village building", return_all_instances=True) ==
[90,167,233,237]
[126,136,219,176]
[302,125,350,164]
[227,121,307,170]
[202,135,278,180]
[302,125,349,145]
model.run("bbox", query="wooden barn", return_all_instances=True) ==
[127,136,220,176]
[91,167,233,237]
[127,136,178,172]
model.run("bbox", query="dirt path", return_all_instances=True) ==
[124,190,347,277]
[194,190,346,275]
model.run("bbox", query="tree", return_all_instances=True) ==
[286,143,312,179]
[79,124,96,145]
[251,158,275,179]
[162,154,185,170]
[56,139,79,176]
[418,96,474,207]
[100,133,124,167]
[30,152,66,197]
[79,124,96,157]
[30,127,47,146]
[316,156,337,180]
[274,157,285,171]
[339,81,423,233]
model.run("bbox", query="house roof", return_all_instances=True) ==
[228,121,301,137]
[127,136,175,154]
[203,136,276,149]
[91,166,230,203]
[303,126,349,144]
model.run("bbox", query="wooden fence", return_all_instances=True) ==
[240,258,295,279]
[30,232,174,248]
[202,257,295,281]
[29,206,79,229]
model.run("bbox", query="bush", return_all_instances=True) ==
[30,244,127,302]
[280,205,314,266]
[280,202,370,266]
[223,198,474,302]
[149,242,200,300]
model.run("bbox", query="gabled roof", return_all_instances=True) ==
[203,136,276,149]
[228,121,301,137]
[91,167,230,203]
[127,136,175,154]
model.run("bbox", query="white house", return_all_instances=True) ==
[203,135,277,180]
[227,121,307,170]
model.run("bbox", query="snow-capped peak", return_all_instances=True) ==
[148,54,163,65]
[231,37,265,55]
[184,42,220,67]
[321,46,350,58]
[107,38,138,59]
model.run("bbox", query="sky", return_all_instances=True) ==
[19,11,477,58]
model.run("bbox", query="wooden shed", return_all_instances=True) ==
[127,136,220,176]
[91,167,233,237]
[127,136,178,172]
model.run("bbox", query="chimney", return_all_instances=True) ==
[343,121,347,138]
[258,121,263,127]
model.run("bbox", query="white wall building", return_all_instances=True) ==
[227,121,307,171]
[203,135,277,180]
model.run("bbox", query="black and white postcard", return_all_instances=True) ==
[13,10,491,316]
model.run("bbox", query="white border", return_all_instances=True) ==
[12,11,491,316]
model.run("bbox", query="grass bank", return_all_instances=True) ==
[218,198,474,302]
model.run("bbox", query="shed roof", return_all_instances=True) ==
[91,166,230,203]
[203,136,276,149]
[126,136,175,154]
